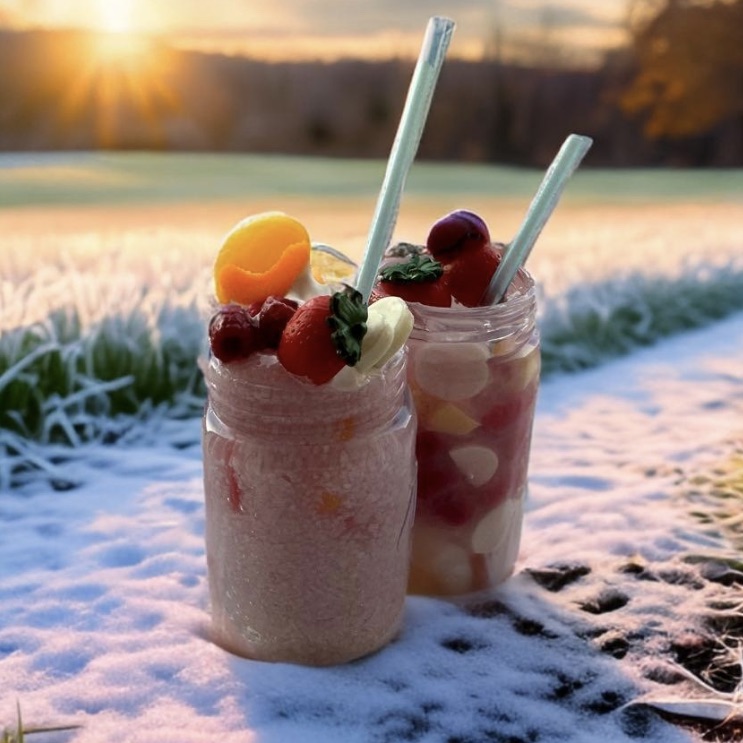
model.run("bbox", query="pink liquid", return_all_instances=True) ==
[202,351,416,665]
[405,269,540,596]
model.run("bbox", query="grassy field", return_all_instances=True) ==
[2,152,742,208]
[1,153,742,488]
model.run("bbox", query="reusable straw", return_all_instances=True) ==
[482,133,593,305]
[355,16,455,302]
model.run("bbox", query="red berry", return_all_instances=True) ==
[208,305,264,363]
[254,296,299,348]
[375,277,451,307]
[427,210,491,261]
[444,243,502,307]
[277,295,346,385]
[374,254,452,308]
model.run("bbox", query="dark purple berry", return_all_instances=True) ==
[426,210,491,260]
[255,296,299,348]
[209,305,263,363]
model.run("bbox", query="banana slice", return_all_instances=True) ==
[470,497,523,554]
[355,312,395,373]
[449,445,499,487]
[413,342,491,401]
[356,297,414,373]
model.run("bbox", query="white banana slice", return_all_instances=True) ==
[413,342,491,401]
[449,445,499,487]
[470,497,523,554]
[356,297,414,373]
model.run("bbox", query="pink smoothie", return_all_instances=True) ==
[202,350,416,665]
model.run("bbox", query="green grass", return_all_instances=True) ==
[1,152,741,208]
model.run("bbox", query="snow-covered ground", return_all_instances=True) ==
[1,310,742,742]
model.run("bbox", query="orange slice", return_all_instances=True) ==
[214,212,311,305]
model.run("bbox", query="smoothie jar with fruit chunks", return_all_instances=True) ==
[202,212,417,665]
[406,267,539,596]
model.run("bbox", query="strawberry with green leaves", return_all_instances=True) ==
[278,287,368,385]
[372,254,451,308]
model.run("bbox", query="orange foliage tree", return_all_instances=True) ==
[620,0,743,138]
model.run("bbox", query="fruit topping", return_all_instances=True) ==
[251,296,299,348]
[355,297,414,374]
[380,241,429,270]
[373,254,451,307]
[214,212,311,305]
[310,243,358,285]
[426,209,490,260]
[208,305,264,363]
[277,287,368,385]
[444,243,502,307]
[426,403,480,436]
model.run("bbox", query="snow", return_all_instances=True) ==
[2,312,743,742]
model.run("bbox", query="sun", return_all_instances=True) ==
[97,0,135,34]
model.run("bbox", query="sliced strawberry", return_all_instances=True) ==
[375,254,451,308]
[277,288,367,384]
[426,210,491,261]
[444,243,502,307]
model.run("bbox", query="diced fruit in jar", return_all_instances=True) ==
[449,445,499,487]
[409,525,473,595]
[426,403,480,436]
[470,497,523,554]
[413,342,491,401]
[416,432,476,526]
[214,212,311,305]
[488,344,540,395]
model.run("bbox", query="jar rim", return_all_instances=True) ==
[407,267,537,340]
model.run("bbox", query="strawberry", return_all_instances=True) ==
[444,243,502,307]
[277,288,367,384]
[374,254,451,308]
[426,210,491,261]
[208,304,265,363]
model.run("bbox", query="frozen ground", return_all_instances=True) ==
[1,311,742,742]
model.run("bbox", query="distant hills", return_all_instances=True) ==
[0,29,739,167]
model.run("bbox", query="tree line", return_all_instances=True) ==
[0,0,740,167]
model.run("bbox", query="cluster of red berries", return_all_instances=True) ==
[208,296,298,364]
[373,210,501,308]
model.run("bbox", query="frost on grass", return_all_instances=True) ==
[3,233,743,488]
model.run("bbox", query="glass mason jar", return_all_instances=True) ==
[405,267,540,596]
[202,349,416,666]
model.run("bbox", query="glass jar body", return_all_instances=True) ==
[406,269,540,596]
[202,351,416,666]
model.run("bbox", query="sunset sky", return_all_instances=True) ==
[0,0,629,64]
